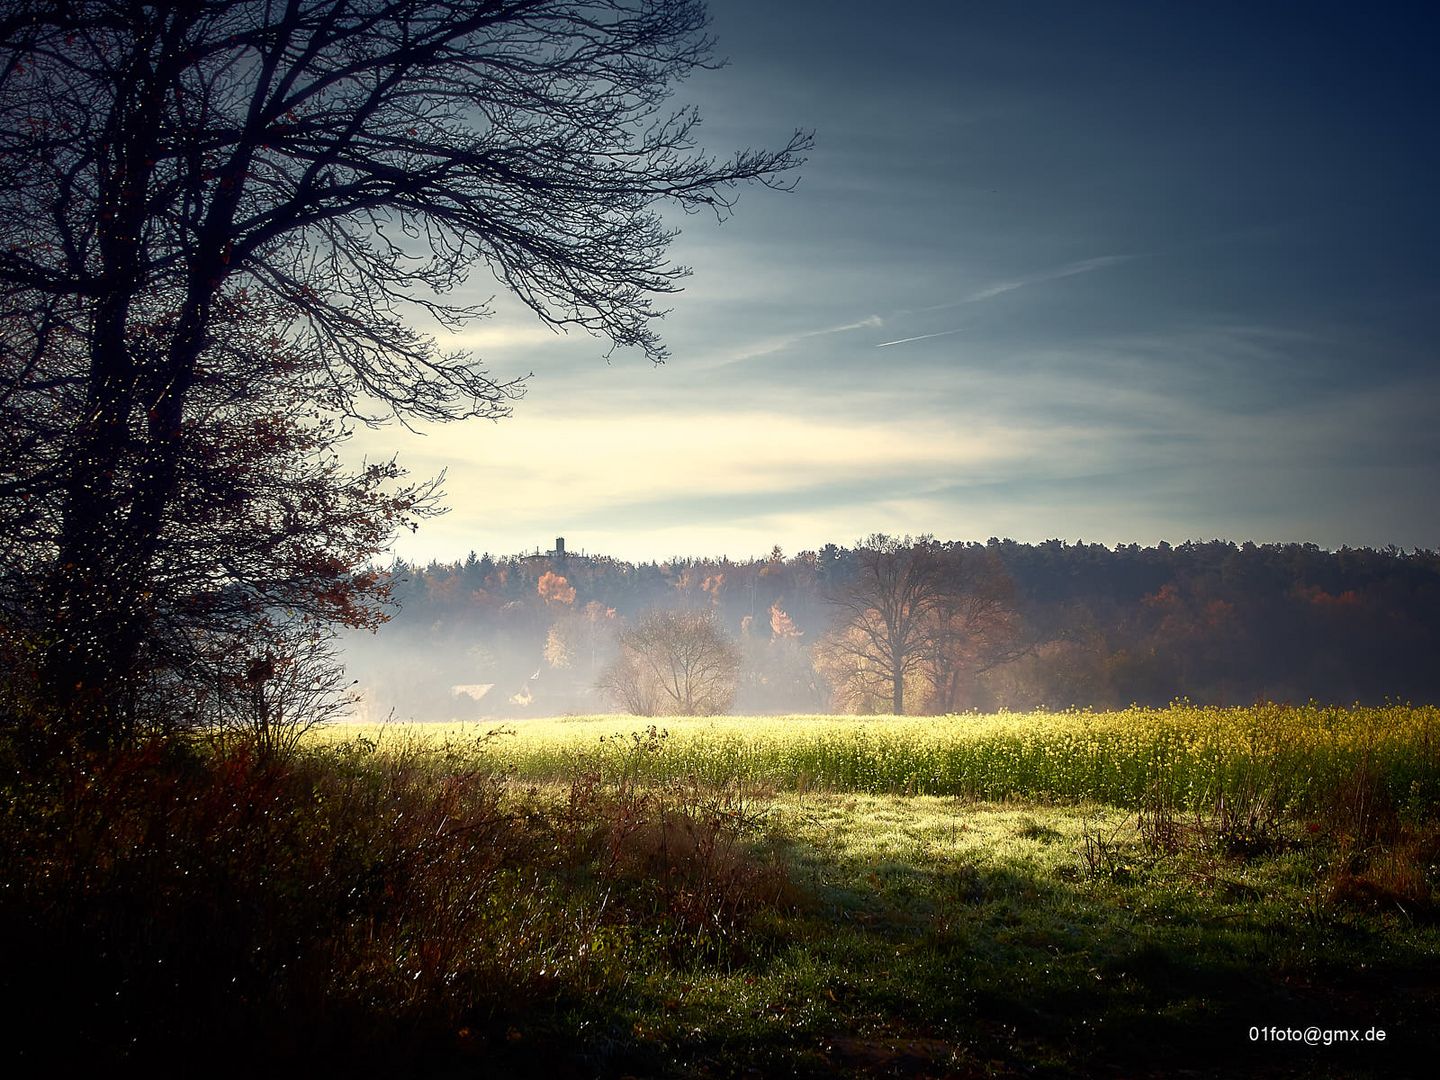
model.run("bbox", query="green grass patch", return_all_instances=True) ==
[594,792,1439,1076]
[3,706,1437,1075]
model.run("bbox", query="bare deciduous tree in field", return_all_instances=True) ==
[816,537,1028,715]
[816,535,946,715]
[920,547,1031,712]
[0,1,808,745]
[600,608,739,716]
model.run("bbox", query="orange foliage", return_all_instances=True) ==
[1204,599,1235,627]
[769,604,801,639]
[537,571,576,606]
[702,573,725,602]
[1143,583,1181,608]
[1300,586,1362,609]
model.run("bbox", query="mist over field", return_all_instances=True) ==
[340,537,1440,724]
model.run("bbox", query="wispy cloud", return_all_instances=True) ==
[820,315,887,335]
[782,255,1129,352]
[876,326,966,348]
[907,254,1135,313]
[868,255,1135,348]
[963,254,1133,303]
[358,403,1066,558]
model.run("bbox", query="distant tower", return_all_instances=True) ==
[554,536,566,559]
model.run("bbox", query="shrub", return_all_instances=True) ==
[0,727,793,1070]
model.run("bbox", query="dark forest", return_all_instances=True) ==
[349,537,1440,719]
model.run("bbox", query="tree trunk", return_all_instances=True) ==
[35,28,180,747]
[39,308,139,746]
[40,286,209,747]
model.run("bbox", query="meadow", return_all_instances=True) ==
[330,702,1440,816]
[5,704,1437,1076]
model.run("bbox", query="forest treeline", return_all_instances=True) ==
[343,537,1440,718]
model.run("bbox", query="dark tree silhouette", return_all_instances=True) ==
[817,535,947,715]
[0,1,808,743]
[1,286,442,742]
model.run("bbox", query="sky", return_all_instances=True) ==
[354,0,1440,565]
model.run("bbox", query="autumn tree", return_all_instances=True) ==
[920,547,1029,712]
[815,537,1028,715]
[815,536,946,715]
[544,599,617,712]
[599,608,739,716]
[2,289,438,741]
[735,602,822,712]
[0,1,808,744]
[537,571,576,607]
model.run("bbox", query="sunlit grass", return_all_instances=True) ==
[9,705,1437,1074]
[554,790,1440,1076]
[321,703,1440,815]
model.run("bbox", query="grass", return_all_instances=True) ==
[328,702,1440,814]
[3,704,1438,1076]
[614,793,1438,1077]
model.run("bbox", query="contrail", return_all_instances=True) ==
[897,253,1136,315]
[876,326,966,348]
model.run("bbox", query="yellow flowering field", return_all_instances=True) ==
[321,703,1440,814]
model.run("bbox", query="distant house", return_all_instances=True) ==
[450,683,494,704]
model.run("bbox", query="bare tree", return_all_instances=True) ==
[816,538,1032,715]
[596,647,663,717]
[921,547,1030,712]
[816,535,946,715]
[600,608,739,716]
[0,1,809,743]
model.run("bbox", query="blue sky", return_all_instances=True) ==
[356,0,1440,563]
